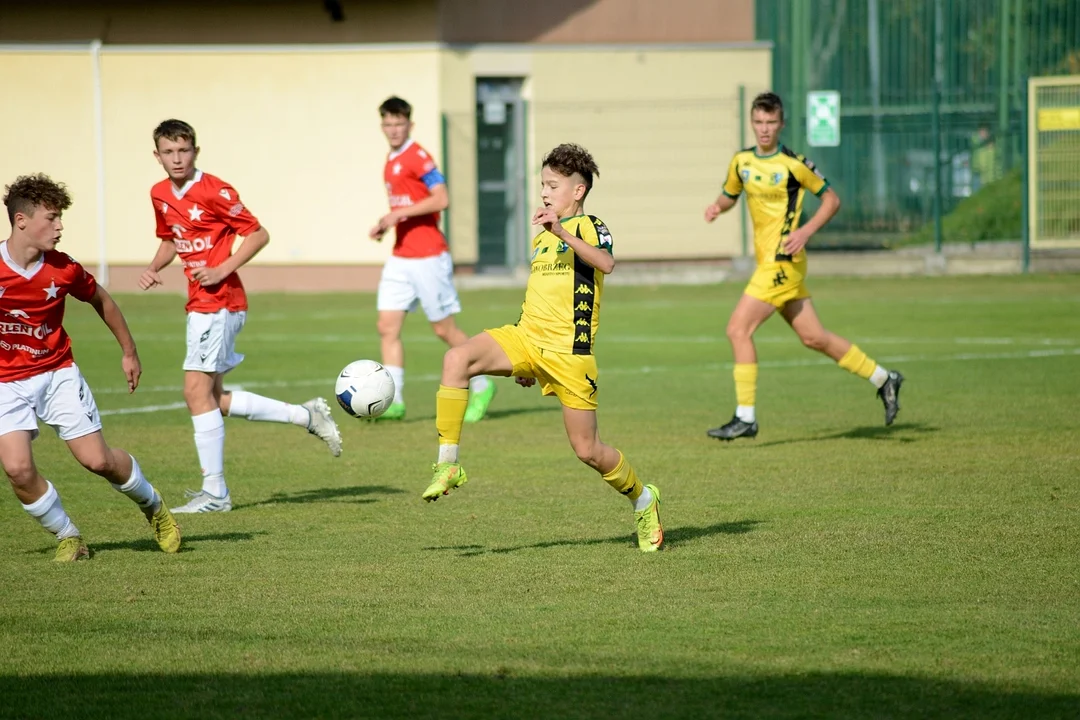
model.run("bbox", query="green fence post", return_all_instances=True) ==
[738,84,748,259]
[440,112,451,246]
[932,0,945,254]
[1021,76,1030,274]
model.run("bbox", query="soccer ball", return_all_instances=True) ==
[334,360,396,419]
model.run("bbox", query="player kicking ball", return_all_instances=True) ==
[140,119,341,514]
[2,174,180,561]
[704,92,904,440]
[369,96,496,423]
[422,144,663,553]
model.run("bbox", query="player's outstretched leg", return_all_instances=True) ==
[876,370,904,426]
[565,408,663,552]
[424,385,469,501]
[3,430,89,562]
[225,391,342,457]
[66,433,182,553]
[837,348,904,426]
[710,294,773,441]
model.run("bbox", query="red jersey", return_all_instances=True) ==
[0,243,98,383]
[151,170,262,313]
[383,140,448,258]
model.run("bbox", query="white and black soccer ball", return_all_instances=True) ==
[334,360,395,419]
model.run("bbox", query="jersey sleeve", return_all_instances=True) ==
[722,155,743,198]
[65,256,99,302]
[583,216,614,255]
[791,154,830,196]
[153,195,173,240]
[412,149,446,189]
[207,182,262,235]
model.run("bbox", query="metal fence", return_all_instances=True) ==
[756,0,1080,244]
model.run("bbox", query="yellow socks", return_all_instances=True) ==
[435,386,469,461]
[838,344,879,380]
[733,363,758,406]
[602,450,643,502]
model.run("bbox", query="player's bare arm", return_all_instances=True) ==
[782,188,840,255]
[138,240,178,290]
[705,194,738,223]
[369,184,449,241]
[87,285,141,393]
[191,226,269,287]
[533,207,615,275]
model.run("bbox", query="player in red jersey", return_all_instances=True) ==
[1,174,181,561]
[368,97,496,422]
[139,119,342,514]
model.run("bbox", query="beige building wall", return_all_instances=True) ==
[0,49,100,264]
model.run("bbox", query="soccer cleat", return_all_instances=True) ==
[463,382,498,424]
[303,397,343,457]
[372,401,406,422]
[877,370,905,426]
[54,536,90,562]
[422,462,468,502]
[707,415,759,441]
[142,495,182,553]
[634,484,664,552]
[170,489,232,514]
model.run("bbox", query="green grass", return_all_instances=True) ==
[2,275,1079,719]
[897,169,1023,247]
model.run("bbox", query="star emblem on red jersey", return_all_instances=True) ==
[188,204,204,221]
[392,162,402,175]
[44,281,60,300]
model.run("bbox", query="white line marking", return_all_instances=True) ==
[96,347,1080,415]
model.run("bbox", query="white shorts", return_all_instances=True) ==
[0,364,102,441]
[376,251,462,322]
[184,309,246,374]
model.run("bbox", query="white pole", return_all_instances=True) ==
[90,39,108,287]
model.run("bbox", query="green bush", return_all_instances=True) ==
[898,168,1022,246]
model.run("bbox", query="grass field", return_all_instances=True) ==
[1,275,1078,719]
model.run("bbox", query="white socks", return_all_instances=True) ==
[110,454,159,509]
[469,375,490,393]
[438,443,459,464]
[869,365,889,389]
[22,481,80,540]
[633,486,654,512]
[228,391,309,426]
[386,365,405,404]
[736,405,756,423]
[192,409,227,497]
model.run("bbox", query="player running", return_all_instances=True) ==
[369,96,496,423]
[140,119,341,514]
[2,174,181,561]
[704,92,904,440]
[421,143,663,553]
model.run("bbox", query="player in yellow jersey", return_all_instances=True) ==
[421,143,663,552]
[704,92,904,440]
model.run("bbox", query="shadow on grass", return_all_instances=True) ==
[424,520,762,557]
[1,671,1075,720]
[239,485,405,509]
[741,422,940,449]
[24,531,263,556]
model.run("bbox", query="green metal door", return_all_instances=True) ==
[476,78,526,270]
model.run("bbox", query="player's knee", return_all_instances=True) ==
[570,437,603,469]
[442,345,471,379]
[726,319,751,343]
[3,460,36,489]
[431,319,456,342]
[78,452,112,477]
[376,315,400,339]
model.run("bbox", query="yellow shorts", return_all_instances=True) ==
[744,260,811,309]
[485,324,599,410]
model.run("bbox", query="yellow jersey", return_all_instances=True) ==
[516,214,612,355]
[722,145,830,265]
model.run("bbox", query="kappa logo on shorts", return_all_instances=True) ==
[771,268,789,288]
[584,373,598,397]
